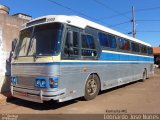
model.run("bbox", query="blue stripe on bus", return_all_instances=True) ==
[100,52,154,62]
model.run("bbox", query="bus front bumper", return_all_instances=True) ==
[11,86,66,103]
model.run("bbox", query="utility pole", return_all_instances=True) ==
[132,5,136,38]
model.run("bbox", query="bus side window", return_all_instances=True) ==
[118,38,130,51]
[98,32,109,47]
[98,32,117,49]
[140,45,147,54]
[131,42,140,53]
[108,35,117,49]
[81,34,97,57]
[148,47,153,55]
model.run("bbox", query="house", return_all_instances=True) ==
[153,47,160,66]
[0,4,31,92]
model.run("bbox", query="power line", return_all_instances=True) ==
[137,20,160,22]
[136,6,160,12]
[47,0,160,36]
[47,0,103,22]
[110,26,131,34]
[108,21,131,27]
[93,0,130,20]
[97,11,130,20]
[137,30,160,32]
[47,0,131,34]
[97,6,160,21]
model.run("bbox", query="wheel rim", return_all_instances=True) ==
[86,78,97,95]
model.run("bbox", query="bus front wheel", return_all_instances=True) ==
[84,74,100,100]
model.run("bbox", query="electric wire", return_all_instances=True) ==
[93,0,130,20]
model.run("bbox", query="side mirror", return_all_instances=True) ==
[67,31,73,46]
[66,31,74,55]
[11,38,18,59]
[12,38,18,52]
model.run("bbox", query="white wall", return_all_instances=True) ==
[0,28,6,76]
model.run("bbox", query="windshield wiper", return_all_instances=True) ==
[33,53,38,62]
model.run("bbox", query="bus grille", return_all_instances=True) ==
[17,76,35,87]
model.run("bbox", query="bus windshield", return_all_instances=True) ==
[15,23,64,57]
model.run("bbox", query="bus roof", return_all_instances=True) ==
[24,15,151,47]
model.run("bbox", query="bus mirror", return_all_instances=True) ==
[67,31,74,55]
[67,31,73,46]
[12,38,18,52]
[68,47,74,55]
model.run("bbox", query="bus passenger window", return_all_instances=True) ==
[124,40,130,50]
[118,38,125,49]
[98,32,109,47]
[140,45,147,54]
[131,42,140,53]
[82,35,95,49]
[108,35,117,49]
[98,32,117,49]
[148,47,153,55]
[81,34,97,57]
[118,38,130,51]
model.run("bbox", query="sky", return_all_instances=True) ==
[0,0,160,47]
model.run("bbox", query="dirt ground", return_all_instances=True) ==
[0,68,160,114]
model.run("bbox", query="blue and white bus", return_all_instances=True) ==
[11,15,154,103]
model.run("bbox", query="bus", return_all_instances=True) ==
[11,15,154,103]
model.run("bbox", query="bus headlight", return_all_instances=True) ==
[49,76,58,88]
[35,79,47,88]
[35,79,41,87]
[35,77,58,88]
[41,79,46,87]
[11,77,17,85]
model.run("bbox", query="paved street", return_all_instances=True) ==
[0,68,160,114]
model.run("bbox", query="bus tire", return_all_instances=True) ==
[84,74,100,100]
[142,69,147,81]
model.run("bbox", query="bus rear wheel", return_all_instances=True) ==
[84,74,100,100]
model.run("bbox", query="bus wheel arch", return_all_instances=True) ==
[84,73,101,101]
